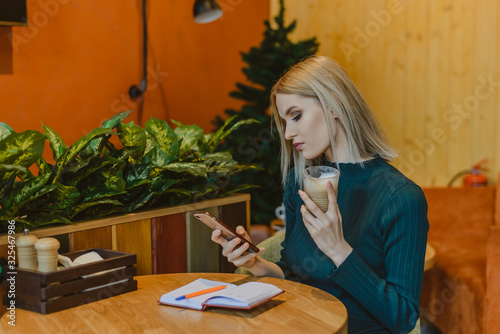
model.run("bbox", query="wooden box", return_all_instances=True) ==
[3,248,137,314]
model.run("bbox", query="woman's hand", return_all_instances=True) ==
[299,181,352,266]
[211,226,264,269]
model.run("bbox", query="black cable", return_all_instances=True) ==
[130,0,148,126]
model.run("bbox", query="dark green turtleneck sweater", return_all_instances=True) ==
[276,156,429,333]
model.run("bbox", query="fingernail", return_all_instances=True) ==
[327,181,332,188]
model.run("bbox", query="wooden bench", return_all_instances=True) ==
[420,185,499,333]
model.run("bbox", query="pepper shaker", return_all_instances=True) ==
[16,229,38,270]
[34,237,60,272]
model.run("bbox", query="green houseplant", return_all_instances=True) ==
[0,111,259,233]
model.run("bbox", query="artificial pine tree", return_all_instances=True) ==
[212,0,319,226]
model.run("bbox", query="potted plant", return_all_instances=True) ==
[0,110,259,233]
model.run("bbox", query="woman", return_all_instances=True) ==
[212,56,428,333]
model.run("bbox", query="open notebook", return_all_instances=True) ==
[158,278,284,311]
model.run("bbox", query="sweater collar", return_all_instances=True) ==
[323,155,387,179]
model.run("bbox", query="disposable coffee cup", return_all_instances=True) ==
[302,166,340,212]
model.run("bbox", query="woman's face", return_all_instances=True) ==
[276,93,335,161]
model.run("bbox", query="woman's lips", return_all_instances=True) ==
[294,143,304,150]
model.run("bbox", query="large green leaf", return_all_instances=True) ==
[151,175,178,194]
[124,163,151,187]
[87,110,133,156]
[125,191,154,212]
[0,175,15,206]
[208,162,262,175]
[79,163,127,202]
[0,123,13,141]
[42,123,67,161]
[102,110,133,129]
[117,121,147,147]
[0,164,31,179]
[9,185,57,217]
[164,162,208,178]
[36,157,53,176]
[47,183,80,211]
[202,152,233,163]
[145,117,179,157]
[206,116,259,152]
[52,127,114,183]
[69,199,123,219]
[145,146,175,168]
[0,130,45,166]
[8,174,51,209]
[172,121,204,156]
[62,156,122,188]
[144,131,157,156]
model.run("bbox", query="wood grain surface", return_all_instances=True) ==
[0,273,348,334]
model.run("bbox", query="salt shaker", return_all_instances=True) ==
[34,237,60,272]
[16,229,38,270]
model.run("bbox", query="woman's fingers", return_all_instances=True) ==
[326,181,338,215]
[211,229,227,246]
[221,236,242,257]
[298,189,323,218]
[300,204,319,231]
[235,226,252,242]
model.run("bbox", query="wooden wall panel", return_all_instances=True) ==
[218,201,249,273]
[69,227,112,252]
[114,219,152,276]
[185,207,220,273]
[271,0,500,187]
[151,213,187,274]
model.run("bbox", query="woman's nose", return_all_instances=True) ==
[284,125,296,140]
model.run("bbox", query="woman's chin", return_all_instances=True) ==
[301,152,321,160]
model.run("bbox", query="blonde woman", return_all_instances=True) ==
[212,56,428,333]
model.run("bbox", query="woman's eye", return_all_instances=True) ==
[291,114,301,122]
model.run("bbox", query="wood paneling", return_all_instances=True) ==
[185,207,220,273]
[68,227,112,252]
[151,213,187,274]
[114,219,152,276]
[271,0,500,187]
[218,201,249,273]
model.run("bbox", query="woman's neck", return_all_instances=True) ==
[324,125,372,164]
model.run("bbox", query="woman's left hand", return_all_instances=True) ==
[299,181,353,267]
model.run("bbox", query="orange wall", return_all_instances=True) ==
[0,0,269,157]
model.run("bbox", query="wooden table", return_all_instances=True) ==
[0,273,348,334]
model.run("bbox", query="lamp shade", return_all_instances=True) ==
[193,0,223,24]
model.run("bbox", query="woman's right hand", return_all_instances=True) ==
[211,226,264,269]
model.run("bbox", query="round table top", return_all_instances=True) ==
[0,273,348,334]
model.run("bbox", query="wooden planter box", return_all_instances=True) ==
[3,248,137,314]
[0,193,250,276]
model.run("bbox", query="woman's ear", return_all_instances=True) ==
[329,109,339,120]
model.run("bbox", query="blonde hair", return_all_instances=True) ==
[270,56,397,186]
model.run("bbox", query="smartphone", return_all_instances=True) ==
[193,212,260,254]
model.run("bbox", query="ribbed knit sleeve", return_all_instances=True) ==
[275,168,302,282]
[329,184,429,333]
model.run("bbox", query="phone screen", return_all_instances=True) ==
[193,212,260,253]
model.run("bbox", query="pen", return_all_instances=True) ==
[175,285,226,301]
